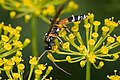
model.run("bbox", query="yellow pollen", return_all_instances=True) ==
[101,26,109,32]
[88,39,95,45]
[92,33,99,38]
[107,36,115,43]
[101,46,109,54]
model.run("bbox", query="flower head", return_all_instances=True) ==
[0,0,78,22]
[48,13,120,69]
[0,22,30,58]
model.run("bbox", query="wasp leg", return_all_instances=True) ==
[47,53,71,75]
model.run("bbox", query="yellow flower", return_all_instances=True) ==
[46,5,55,15]
[0,58,4,66]
[45,66,53,76]
[15,2,20,8]
[107,70,120,80]
[6,60,15,66]
[68,1,78,10]
[80,60,86,67]
[101,46,109,54]
[1,35,9,42]
[29,57,38,65]
[113,53,119,60]
[13,73,20,79]
[84,23,91,28]
[4,66,11,71]
[16,51,22,57]
[68,33,75,39]
[35,69,42,75]
[59,30,66,37]
[10,11,16,18]
[17,63,25,70]
[78,45,85,51]
[23,0,32,7]
[4,43,12,50]
[107,36,115,43]
[13,40,23,48]
[116,36,120,43]
[88,53,96,63]
[25,14,31,22]
[88,39,95,45]
[99,61,104,67]
[38,64,46,71]
[101,26,109,32]
[66,56,71,62]
[92,33,99,38]
[62,42,70,49]
[12,56,22,63]
[93,21,101,26]
[71,26,79,32]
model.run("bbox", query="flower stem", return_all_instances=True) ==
[31,15,38,57]
[86,60,91,80]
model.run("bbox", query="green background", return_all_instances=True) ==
[0,0,120,80]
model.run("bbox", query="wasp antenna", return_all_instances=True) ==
[39,50,48,60]
[52,61,72,75]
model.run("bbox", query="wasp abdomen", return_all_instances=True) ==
[68,15,87,22]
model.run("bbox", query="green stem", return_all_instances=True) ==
[86,60,91,80]
[31,15,38,57]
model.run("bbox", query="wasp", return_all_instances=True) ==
[40,4,87,75]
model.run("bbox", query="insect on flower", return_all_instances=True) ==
[39,4,87,75]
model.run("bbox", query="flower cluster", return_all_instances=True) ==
[0,22,30,58]
[0,0,78,22]
[0,54,53,80]
[47,13,120,69]
[107,70,120,80]
[28,56,53,80]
